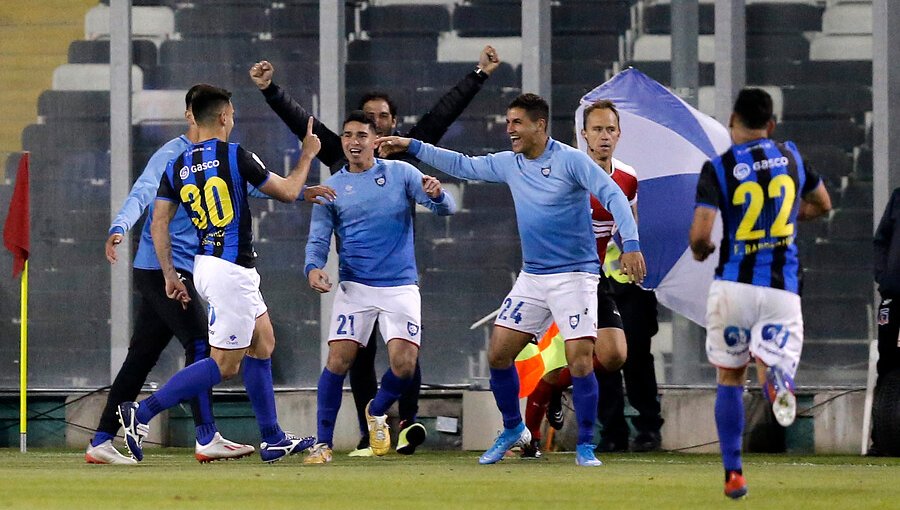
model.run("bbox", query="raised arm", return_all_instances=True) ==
[257,118,335,203]
[376,136,505,183]
[406,45,500,144]
[250,60,344,168]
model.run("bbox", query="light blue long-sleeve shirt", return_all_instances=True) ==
[305,158,457,286]
[408,138,640,275]
[109,135,198,272]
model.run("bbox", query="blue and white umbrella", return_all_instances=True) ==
[575,68,732,326]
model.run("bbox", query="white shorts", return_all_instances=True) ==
[193,255,268,350]
[705,280,803,377]
[494,271,599,341]
[328,281,422,347]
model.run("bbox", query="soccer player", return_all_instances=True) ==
[377,93,646,466]
[521,99,652,458]
[250,46,500,455]
[87,85,253,464]
[117,85,333,463]
[689,88,831,498]
[301,111,457,464]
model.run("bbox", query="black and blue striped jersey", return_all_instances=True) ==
[695,138,821,294]
[157,138,270,268]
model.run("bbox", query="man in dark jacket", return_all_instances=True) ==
[872,188,900,455]
[249,46,501,455]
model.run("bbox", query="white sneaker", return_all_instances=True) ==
[195,432,255,463]
[85,440,137,465]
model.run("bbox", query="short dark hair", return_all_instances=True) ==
[190,86,232,126]
[357,92,398,118]
[342,110,377,132]
[733,88,774,130]
[582,99,620,129]
[185,83,215,109]
[508,93,549,124]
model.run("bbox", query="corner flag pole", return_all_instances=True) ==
[19,259,28,453]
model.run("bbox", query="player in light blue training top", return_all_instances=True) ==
[378,93,646,467]
[302,110,457,464]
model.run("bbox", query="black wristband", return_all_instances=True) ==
[473,67,488,81]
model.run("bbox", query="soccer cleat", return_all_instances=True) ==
[521,438,543,459]
[259,432,316,463]
[194,432,255,463]
[764,366,796,427]
[396,421,427,455]
[85,440,137,465]
[116,402,149,462]
[575,443,603,466]
[546,391,565,430]
[479,422,531,465]
[348,446,374,457]
[724,471,748,499]
[303,442,334,464]
[365,401,391,456]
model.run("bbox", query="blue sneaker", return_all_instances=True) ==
[479,423,531,465]
[764,366,796,427]
[575,443,603,466]
[116,402,149,462]
[260,432,316,463]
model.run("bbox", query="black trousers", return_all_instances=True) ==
[597,280,663,442]
[349,327,422,438]
[876,294,900,383]
[95,268,213,436]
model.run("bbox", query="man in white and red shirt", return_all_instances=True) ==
[522,100,663,458]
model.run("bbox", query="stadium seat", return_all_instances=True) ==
[746,2,824,34]
[622,61,715,87]
[51,64,143,91]
[460,183,514,211]
[133,90,186,123]
[84,5,175,45]
[439,119,509,154]
[253,38,319,64]
[632,34,716,62]
[447,209,519,240]
[774,119,865,151]
[452,4,521,37]
[428,237,521,271]
[38,91,110,121]
[425,62,518,88]
[348,36,439,62]
[67,40,158,73]
[407,86,512,120]
[22,122,109,152]
[828,208,872,241]
[174,5,269,36]
[642,3,715,35]
[821,1,873,35]
[779,84,871,120]
[553,85,594,114]
[361,5,451,37]
[269,2,356,37]
[800,144,854,185]
[553,1,631,35]
[855,145,873,181]
[553,60,614,85]
[697,85,783,119]
[257,208,313,242]
[553,34,621,61]
[150,62,247,91]
[159,39,255,65]
[809,34,872,61]
[747,34,810,60]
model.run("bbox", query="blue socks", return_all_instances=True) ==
[317,368,346,447]
[369,369,412,416]
[191,339,217,445]
[490,366,522,430]
[571,373,599,445]
[715,384,745,473]
[91,431,114,447]
[136,357,222,424]
[242,356,283,445]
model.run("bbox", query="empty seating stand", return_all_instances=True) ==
[361,5,450,37]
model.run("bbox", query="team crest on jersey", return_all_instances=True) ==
[541,167,551,177]
[375,175,386,186]
[569,314,580,328]
[344,184,355,195]
[879,307,890,326]
[407,322,420,336]
[732,163,751,180]
[179,167,190,179]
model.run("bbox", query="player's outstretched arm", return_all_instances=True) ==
[376,135,504,182]
[259,118,334,203]
[689,206,717,262]
[150,198,190,308]
[250,60,343,168]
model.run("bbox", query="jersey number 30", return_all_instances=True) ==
[731,174,796,241]
[179,176,234,229]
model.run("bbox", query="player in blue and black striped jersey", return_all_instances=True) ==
[690,88,831,499]
[117,85,335,464]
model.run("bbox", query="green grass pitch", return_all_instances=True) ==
[1,449,899,509]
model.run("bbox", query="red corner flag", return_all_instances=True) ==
[3,153,30,278]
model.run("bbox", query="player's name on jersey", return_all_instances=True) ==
[735,235,795,255]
